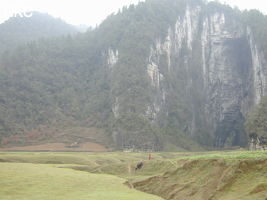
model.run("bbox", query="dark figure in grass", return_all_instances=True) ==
[135,161,144,171]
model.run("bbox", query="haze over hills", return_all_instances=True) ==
[0,12,80,53]
[0,0,267,151]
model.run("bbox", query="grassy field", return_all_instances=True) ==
[0,162,163,200]
[0,151,266,200]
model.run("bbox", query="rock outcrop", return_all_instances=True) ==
[111,3,267,149]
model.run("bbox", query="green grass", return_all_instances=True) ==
[173,150,267,160]
[0,151,266,200]
[0,162,163,200]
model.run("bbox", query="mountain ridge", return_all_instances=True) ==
[0,12,79,53]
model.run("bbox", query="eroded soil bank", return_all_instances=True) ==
[132,159,267,200]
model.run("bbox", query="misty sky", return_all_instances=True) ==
[0,0,267,26]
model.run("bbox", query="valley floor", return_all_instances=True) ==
[0,151,266,200]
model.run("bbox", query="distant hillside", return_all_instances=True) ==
[0,12,79,53]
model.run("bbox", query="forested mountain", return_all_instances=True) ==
[1,0,267,151]
[0,12,79,53]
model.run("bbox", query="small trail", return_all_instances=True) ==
[128,163,132,174]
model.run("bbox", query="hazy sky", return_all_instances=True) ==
[0,0,267,26]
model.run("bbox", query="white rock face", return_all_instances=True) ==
[200,12,246,123]
[143,5,267,146]
[210,13,225,35]
[107,48,119,68]
[112,97,120,118]
[247,27,266,104]
[147,38,165,88]
[145,6,204,123]
[146,6,201,85]
[146,57,165,120]
[146,105,157,120]
[203,13,229,83]
[201,17,209,87]
[162,28,172,71]
[147,62,160,88]
[174,6,201,52]
[146,38,169,119]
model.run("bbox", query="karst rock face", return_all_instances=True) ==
[109,3,267,150]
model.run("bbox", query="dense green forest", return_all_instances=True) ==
[0,0,192,150]
[245,96,267,138]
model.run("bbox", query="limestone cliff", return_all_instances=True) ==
[109,2,267,149]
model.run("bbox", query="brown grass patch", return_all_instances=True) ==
[250,183,267,194]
